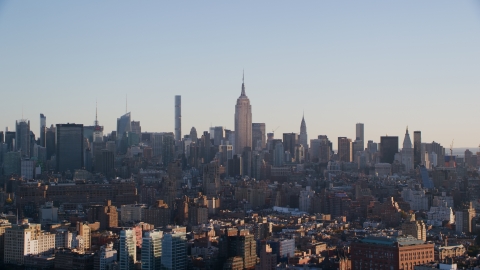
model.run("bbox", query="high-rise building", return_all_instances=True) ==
[414,131,421,167]
[142,230,163,270]
[337,137,352,162]
[131,121,141,136]
[400,128,414,172]
[234,74,252,155]
[282,133,298,158]
[40,114,46,147]
[97,244,117,270]
[161,232,187,270]
[356,123,364,146]
[56,124,84,173]
[203,162,220,197]
[119,229,136,270]
[273,141,284,167]
[455,202,476,234]
[175,95,181,142]
[94,149,115,179]
[299,115,308,152]
[117,112,132,148]
[401,214,426,242]
[380,136,399,164]
[142,200,171,228]
[4,130,15,152]
[213,126,224,146]
[0,131,3,144]
[189,127,198,143]
[252,123,266,150]
[16,119,31,158]
[45,125,56,160]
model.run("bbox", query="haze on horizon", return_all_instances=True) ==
[1,1,480,149]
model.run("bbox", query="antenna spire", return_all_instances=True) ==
[126,94,128,113]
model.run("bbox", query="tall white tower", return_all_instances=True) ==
[234,72,252,155]
[175,95,181,142]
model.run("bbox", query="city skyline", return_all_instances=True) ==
[1,1,480,148]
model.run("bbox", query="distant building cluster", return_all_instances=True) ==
[0,76,479,269]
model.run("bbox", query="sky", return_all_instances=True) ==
[1,1,480,149]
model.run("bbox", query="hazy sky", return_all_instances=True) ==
[1,1,480,149]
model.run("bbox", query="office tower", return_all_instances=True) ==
[218,144,233,166]
[189,127,198,143]
[400,128,414,171]
[0,131,3,143]
[273,141,285,167]
[234,74,252,155]
[119,229,136,270]
[4,223,55,265]
[94,149,115,179]
[131,121,141,136]
[175,95,181,142]
[228,154,242,177]
[117,112,132,146]
[380,136,399,164]
[282,133,298,158]
[213,126,224,146]
[413,131,421,167]
[77,221,91,252]
[56,124,84,173]
[242,146,252,176]
[161,232,187,270]
[40,114,46,147]
[44,125,56,160]
[203,162,220,197]
[21,159,35,179]
[266,133,274,151]
[15,119,31,158]
[162,133,175,166]
[424,141,445,167]
[3,152,21,176]
[142,230,163,270]
[252,123,266,150]
[299,114,308,151]
[337,137,352,162]
[356,123,364,147]
[4,131,15,152]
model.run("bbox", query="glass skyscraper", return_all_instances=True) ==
[56,123,83,173]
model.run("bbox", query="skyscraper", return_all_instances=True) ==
[413,131,421,167]
[142,230,163,270]
[356,123,364,142]
[337,137,352,162]
[15,120,31,158]
[117,112,131,148]
[234,74,252,155]
[119,229,136,270]
[380,136,399,164]
[299,114,308,151]
[203,162,220,197]
[401,128,414,172]
[252,123,266,150]
[175,95,181,142]
[56,124,84,173]
[40,114,46,147]
[282,133,298,158]
[45,125,56,160]
[161,233,187,270]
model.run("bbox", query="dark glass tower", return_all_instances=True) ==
[380,136,399,164]
[413,131,421,167]
[56,123,84,172]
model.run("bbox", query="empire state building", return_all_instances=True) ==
[234,74,252,155]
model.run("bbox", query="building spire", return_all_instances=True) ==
[95,99,99,127]
[241,70,246,96]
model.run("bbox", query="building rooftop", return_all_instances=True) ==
[360,235,426,246]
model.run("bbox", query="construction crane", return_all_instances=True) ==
[272,126,280,133]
